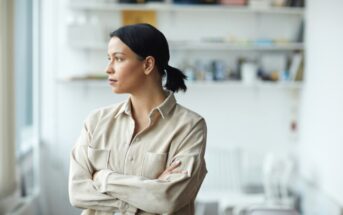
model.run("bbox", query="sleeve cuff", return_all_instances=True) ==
[119,201,138,214]
[93,170,138,214]
[93,169,112,193]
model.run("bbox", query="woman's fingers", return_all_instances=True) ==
[92,171,99,180]
[158,160,188,180]
[158,160,181,180]
[168,160,181,171]
[170,169,188,174]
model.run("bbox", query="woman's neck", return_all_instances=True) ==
[130,87,167,120]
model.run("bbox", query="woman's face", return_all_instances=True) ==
[106,37,146,94]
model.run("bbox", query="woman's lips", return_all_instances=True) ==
[108,78,117,85]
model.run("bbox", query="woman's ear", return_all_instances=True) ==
[143,56,155,75]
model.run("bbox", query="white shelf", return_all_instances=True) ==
[69,41,304,51]
[69,2,305,15]
[57,78,303,89]
[187,80,303,89]
[170,41,305,51]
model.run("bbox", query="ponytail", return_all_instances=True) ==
[165,65,187,93]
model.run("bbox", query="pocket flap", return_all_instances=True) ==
[141,152,167,179]
[87,146,110,171]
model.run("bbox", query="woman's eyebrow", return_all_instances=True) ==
[108,52,125,56]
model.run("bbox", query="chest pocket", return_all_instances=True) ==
[87,146,111,171]
[141,152,167,179]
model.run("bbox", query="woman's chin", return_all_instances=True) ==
[111,87,125,94]
[111,88,119,94]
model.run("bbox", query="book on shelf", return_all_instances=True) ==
[288,52,304,81]
[248,0,304,8]
[121,10,157,26]
[295,18,304,43]
[219,0,246,5]
[285,0,305,7]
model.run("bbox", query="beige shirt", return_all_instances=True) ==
[69,91,207,215]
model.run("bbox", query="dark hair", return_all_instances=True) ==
[109,23,187,93]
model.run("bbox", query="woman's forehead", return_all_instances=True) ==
[107,37,131,55]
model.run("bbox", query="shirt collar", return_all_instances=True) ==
[114,90,176,119]
[155,90,176,119]
[114,98,132,118]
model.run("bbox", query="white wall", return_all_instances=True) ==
[299,0,343,207]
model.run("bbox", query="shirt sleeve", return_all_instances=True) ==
[68,116,138,214]
[93,119,207,214]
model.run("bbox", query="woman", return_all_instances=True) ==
[69,23,207,215]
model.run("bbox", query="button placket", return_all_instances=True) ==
[124,118,135,174]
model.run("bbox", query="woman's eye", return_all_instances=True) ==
[115,57,122,62]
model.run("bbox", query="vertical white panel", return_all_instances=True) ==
[299,0,343,206]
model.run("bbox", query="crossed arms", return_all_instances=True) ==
[68,119,207,214]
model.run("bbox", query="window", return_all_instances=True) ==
[14,0,41,199]
[0,0,40,203]
[15,0,34,156]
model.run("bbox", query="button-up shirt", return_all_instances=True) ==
[69,91,207,215]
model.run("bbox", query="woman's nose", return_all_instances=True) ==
[106,64,114,75]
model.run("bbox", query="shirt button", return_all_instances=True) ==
[135,137,140,141]
[130,157,134,162]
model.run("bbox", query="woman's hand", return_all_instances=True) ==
[158,160,187,180]
[92,171,100,181]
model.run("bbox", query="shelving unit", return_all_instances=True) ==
[69,2,304,15]
[70,41,304,51]
[57,78,303,90]
[66,0,305,88]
